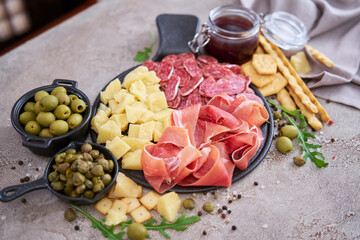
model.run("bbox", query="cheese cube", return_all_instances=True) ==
[153,108,173,121]
[138,121,155,141]
[112,172,139,198]
[146,84,161,95]
[123,66,149,89]
[100,78,122,104]
[110,114,129,131]
[129,80,147,102]
[91,110,109,134]
[105,136,131,159]
[163,115,172,130]
[141,71,161,85]
[121,136,152,151]
[153,121,164,142]
[97,120,122,144]
[138,110,154,123]
[128,124,140,138]
[130,206,152,224]
[157,192,182,222]
[121,149,143,170]
[147,92,168,112]
[112,92,136,114]
[125,105,147,124]
[98,103,112,117]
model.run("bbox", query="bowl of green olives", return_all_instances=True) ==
[11,79,92,156]
[0,141,119,205]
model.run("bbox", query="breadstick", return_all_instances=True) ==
[268,41,330,122]
[287,86,323,131]
[259,35,318,114]
[305,44,335,67]
[276,88,296,111]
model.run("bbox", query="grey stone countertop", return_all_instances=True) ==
[0,0,359,239]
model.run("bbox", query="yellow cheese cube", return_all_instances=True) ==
[110,114,129,131]
[112,92,136,114]
[153,121,164,142]
[120,198,141,213]
[129,80,148,102]
[141,71,161,86]
[138,121,155,141]
[140,191,160,210]
[130,206,152,224]
[153,108,173,120]
[146,84,161,95]
[121,136,152,151]
[100,78,122,104]
[138,110,154,124]
[91,110,109,134]
[128,124,140,138]
[147,92,168,112]
[105,136,131,159]
[121,149,143,170]
[125,105,147,124]
[163,115,172,130]
[98,103,112,117]
[112,172,139,198]
[97,120,122,144]
[157,192,182,222]
[123,66,149,89]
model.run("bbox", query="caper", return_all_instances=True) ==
[293,156,305,166]
[83,152,93,162]
[127,223,148,240]
[93,182,105,193]
[97,158,109,171]
[52,164,58,171]
[65,168,74,179]
[69,190,80,198]
[65,153,77,164]
[91,165,104,177]
[57,162,70,174]
[72,172,85,186]
[203,202,214,213]
[276,136,293,154]
[280,125,298,140]
[90,149,100,159]
[84,178,94,189]
[75,184,86,195]
[64,186,73,196]
[183,198,195,210]
[70,159,80,171]
[85,171,94,179]
[77,160,89,174]
[83,190,95,199]
[101,174,112,186]
[55,152,66,164]
[273,111,283,120]
[59,174,67,182]
[65,179,74,188]
[81,143,92,153]
[66,148,77,155]
[48,171,59,182]
[64,208,76,222]
[51,181,65,192]
[108,160,114,172]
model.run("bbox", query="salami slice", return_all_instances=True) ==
[180,75,204,96]
[183,58,202,78]
[167,92,181,109]
[142,61,159,72]
[203,64,232,79]
[177,96,187,110]
[197,55,218,65]
[225,74,246,96]
[204,78,232,98]
[162,54,178,64]
[222,63,243,75]
[164,75,180,101]
[199,76,216,96]
[157,61,174,82]
[177,52,195,59]
[173,68,190,87]
[186,88,202,108]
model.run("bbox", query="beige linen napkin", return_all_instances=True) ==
[241,0,360,109]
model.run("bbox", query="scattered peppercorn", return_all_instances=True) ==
[214,195,218,199]
[35,168,39,171]
[227,210,232,214]
[197,211,203,217]
[20,178,24,183]
[328,120,334,125]
[225,218,230,223]
[211,191,215,195]
[18,161,23,166]
[217,208,222,214]
[203,192,207,195]
[237,194,242,199]
[202,230,207,235]
[24,176,30,182]
[326,99,331,103]
[222,206,227,210]
[74,225,80,231]
[254,181,258,186]
[228,200,233,204]
[11,166,16,170]
[221,213,226,219]
[21,198,27,204]
[232,225,237,231]
[331,138,335,143]
[332,156,335,160]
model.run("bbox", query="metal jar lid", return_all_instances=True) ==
[261,11,308,51]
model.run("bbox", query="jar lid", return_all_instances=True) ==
[261,11,308,51]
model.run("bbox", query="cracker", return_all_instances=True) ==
[258,73,287,97]
[252,53,277,75]
[276,88,297,111]
[305,44,334,67]
[241,61,275,88]
[255,45,265,54]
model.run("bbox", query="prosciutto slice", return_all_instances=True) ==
[141,93,269,193]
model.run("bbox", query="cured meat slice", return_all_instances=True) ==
[225,74,246,96]
[199,105,241,129]
[164,75,180,101]
[197,55,218,65]
[173,68,190,87]
[199,76,216,96]
[177,52,195,59]
[157,61,174,82]
[179,75,204,96]
[167,92,181,109]
[142,61,159,72]
[203,64,232,79]
[162,54,178,64]
[207,93,234,113]
[183,58,202,77]
[203,78,231,98]
[186,88,202,108]
[222,63,243,75]
[177,97,187,110]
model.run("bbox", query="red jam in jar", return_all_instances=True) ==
[203,5,260,64]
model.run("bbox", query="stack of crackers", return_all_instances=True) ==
[242,34,331,131]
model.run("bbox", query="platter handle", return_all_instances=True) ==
[152,14,199,61]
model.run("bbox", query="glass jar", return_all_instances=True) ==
[188,4,260,64]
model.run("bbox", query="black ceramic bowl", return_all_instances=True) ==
[11,79,92,156]
[0,141,119,205]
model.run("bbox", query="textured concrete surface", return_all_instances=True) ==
[0,0,359,239]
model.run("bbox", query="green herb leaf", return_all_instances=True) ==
[134,31,156,63]
[268,100,328,168]
[71,204,125,240]
[143,213,201,239]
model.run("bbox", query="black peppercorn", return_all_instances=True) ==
[232,225,237,230]
[254,181,258,186]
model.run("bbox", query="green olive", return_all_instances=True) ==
[70,99,86,113]
[24,121,41,135]
[64,208,76,222]
[127,223,148,240]
[39,95,59,112]
[51,86,67,96]
[280,125,298,140]
[49,120,69,136]
[276,136,293,154]
[19,111,36,125]
[293,156,305,166]
[34,90,49,102]
[273,112,282,120]
[24,102,36,113]
[183,198,195,210]
[202,202,214,213]
[93,181,105,193]
[39,128,54,138]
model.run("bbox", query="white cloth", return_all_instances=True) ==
[241,0,360,109]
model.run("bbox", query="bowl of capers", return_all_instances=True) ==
[11,79,92,156]
[0,141,118,205]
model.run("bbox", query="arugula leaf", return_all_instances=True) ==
[134,31,156,63]
[268,100,328,168]
[143,213,201,239]
[71,204,125,240]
